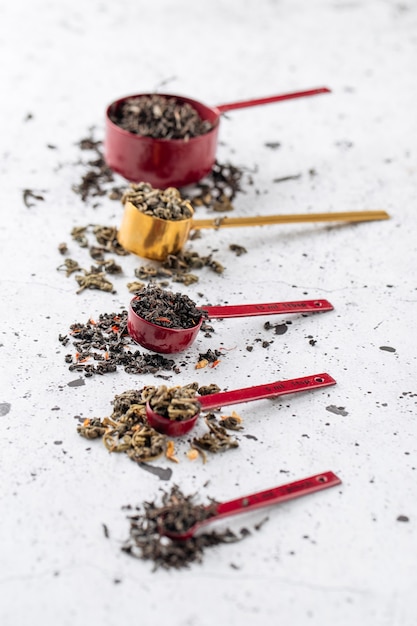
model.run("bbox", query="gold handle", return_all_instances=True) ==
[191,210,390,229]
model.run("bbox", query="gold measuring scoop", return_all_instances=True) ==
[117,201,390,261]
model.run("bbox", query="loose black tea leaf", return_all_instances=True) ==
[75,268,114,294]
[22,189,45,208]
[198,384,221,396]
[127,280,146,293]
[193,418,239,453]
[264,321,289,335]
[197,348,222,364]
[92,225,128,256]
[71,226,89,248]
[98,259,122,274]
[229,243,247,256]
[272,174,301,183]
[220,415,243,431]
[57,258,81,277]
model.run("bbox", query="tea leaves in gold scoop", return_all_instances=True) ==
[122,182,193,221]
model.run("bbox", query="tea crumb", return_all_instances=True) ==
[229,243,247,256]
[23,189,45,208]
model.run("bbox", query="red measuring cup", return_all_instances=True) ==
[158,470,342,540]
[104,87,330,187]
[128,297,334,354]
[146,372,336,436]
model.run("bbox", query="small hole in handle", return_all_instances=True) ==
[317,475,328,483]
[314,376,324,383]
[314,301,323,307]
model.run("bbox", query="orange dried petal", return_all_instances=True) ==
[221,410,242,423]
[195,358,209,369]
[166,440,179,463]
[186,449,199,461]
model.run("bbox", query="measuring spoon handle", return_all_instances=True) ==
[191,210,390,229]
[215,87,331,113]
[214,471,342,519]
[200,299,333,319]
[198,373,336,411]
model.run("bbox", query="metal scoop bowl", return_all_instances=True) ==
[127,297,334,354]
[158,470,341,540]
[105,87,330,188]
[145,372,336,436]
[118,200,390,261]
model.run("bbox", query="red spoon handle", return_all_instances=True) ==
[215,471,341,518]
[198,372,336,411]
[200,298,333,319]
[216,87,331,113]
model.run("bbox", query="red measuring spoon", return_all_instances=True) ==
[128,298,334,354]
[158,470,342,540]
[146,372,336,436]
[105,87,330,187]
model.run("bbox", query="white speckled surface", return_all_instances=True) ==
[1,1,417,624]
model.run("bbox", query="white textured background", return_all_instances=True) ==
[1,1,416,625]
